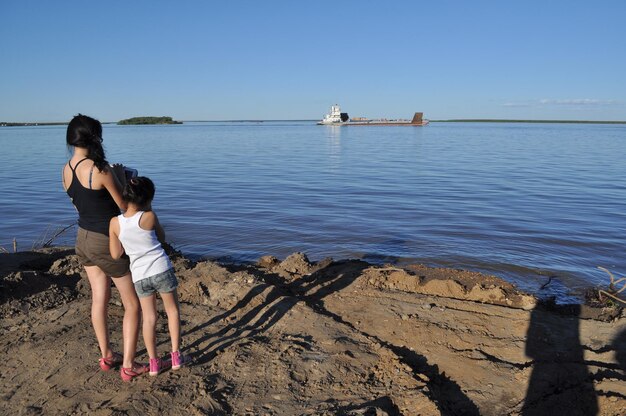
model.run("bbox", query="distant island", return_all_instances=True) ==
[117,116,182,125]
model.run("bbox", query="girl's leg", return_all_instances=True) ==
[138,294,158,359]
[111,273,141,368]
[160,290,181,353]
[84,265,113,359]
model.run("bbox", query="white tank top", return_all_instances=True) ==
[117,211,172,283]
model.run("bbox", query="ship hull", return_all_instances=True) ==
[317,121,429,126]
[343,120,429,126]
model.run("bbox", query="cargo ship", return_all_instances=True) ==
[316,104,429,126]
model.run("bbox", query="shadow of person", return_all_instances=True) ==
[522,303,598,415]
[334,395,400,415]
[182,258,480,415]
[613,327,626,372]
[183,260,370,365]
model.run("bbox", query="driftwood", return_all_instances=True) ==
[597,266,626,305]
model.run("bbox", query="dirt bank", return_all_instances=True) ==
[1,249,624,415]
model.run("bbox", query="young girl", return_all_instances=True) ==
[109,176,189,376]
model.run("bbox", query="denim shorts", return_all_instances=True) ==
[134,268,178,298]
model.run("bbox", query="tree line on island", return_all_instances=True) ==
[117,116,182,125]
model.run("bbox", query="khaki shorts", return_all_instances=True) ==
[75,227,130,278]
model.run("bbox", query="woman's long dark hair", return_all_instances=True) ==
[66,114,108,171]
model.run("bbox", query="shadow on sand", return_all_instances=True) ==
[181,259,481,416]
[522,303,598,415]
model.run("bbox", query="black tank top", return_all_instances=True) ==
[66,158,121,235]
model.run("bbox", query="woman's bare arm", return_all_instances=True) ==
[100,165,128,211]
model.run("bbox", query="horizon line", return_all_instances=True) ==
[2,118,626,126]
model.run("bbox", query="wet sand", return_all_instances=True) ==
[1,248,625,415]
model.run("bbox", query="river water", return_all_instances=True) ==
[1,121,624,302]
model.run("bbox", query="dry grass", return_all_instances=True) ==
[31,222,76,250]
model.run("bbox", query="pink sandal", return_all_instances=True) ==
[120,363,149,382]
[99,352,123,371]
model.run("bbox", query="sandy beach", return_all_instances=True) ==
[1,247,624,415]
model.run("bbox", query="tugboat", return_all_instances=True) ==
[316,104,350,125]
[317,104,428,126]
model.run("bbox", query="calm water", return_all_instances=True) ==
[1,121,624,302]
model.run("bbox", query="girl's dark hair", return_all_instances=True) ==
[66,114,108,171]
[122,176,155,208]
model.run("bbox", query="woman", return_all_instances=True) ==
[62,114,146,381]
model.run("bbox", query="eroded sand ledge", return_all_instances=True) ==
[1,248,625,415]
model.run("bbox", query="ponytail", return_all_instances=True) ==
[85,137,107,171]
[122,176,156,208]
[66,114,108,171]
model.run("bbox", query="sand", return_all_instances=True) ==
[1,248,625,415]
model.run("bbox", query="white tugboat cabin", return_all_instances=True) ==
[317,104,349,125]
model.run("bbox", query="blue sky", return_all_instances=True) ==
[1,1,625,122]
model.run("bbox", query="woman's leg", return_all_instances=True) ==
[138,294,158,359]
[84,265,113,358]
[111,273,141,368]
[161,290,181,353]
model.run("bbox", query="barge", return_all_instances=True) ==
[317,104,429,126]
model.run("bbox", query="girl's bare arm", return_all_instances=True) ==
[109,217,124,259]
[154,213,166,245]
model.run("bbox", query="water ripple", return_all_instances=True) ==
[1,121,625,302]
